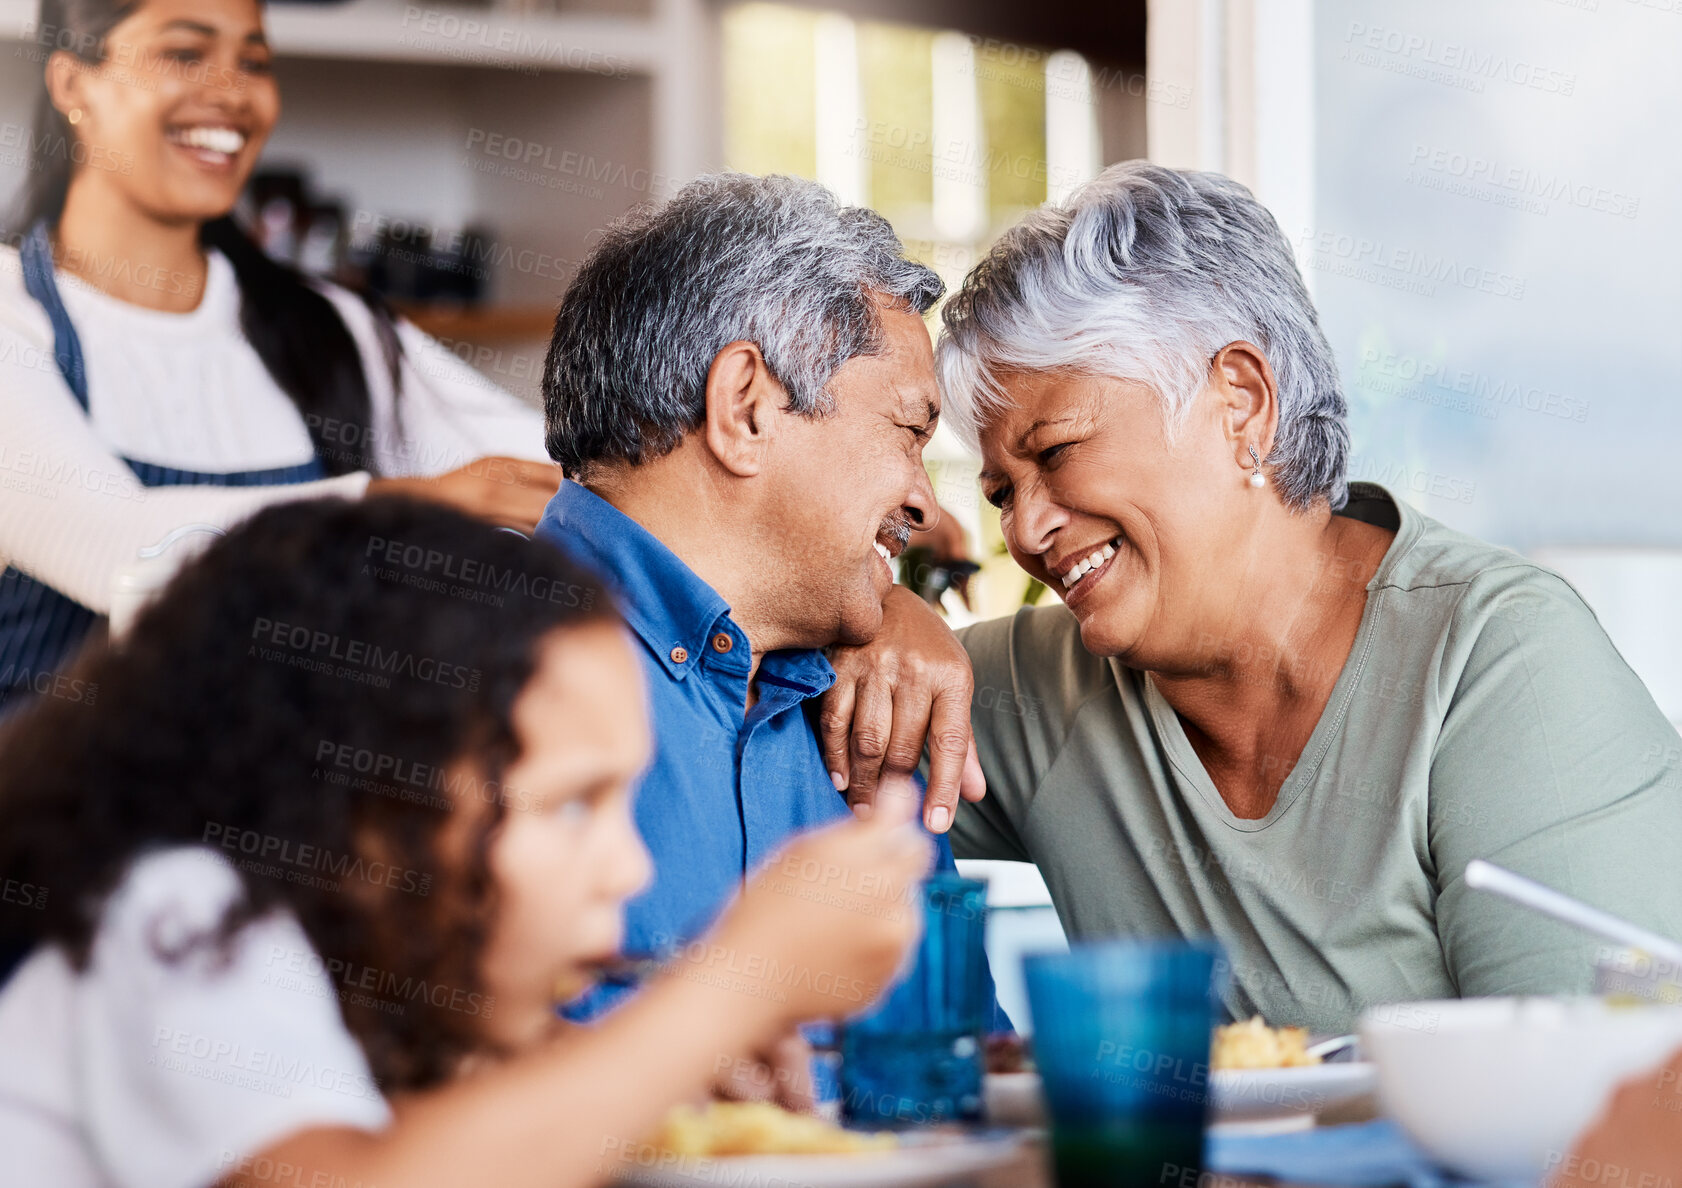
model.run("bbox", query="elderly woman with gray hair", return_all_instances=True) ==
[826,161,1682,1034]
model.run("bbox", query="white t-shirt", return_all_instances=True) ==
[0,245,548,613]
[0,848,391,1188]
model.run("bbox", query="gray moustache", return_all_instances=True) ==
[878,519,913,550]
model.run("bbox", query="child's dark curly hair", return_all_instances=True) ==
[0,495,616,1091]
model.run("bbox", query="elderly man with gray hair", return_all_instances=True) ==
[534,172,1001,1047]
[825,161,1682,1034]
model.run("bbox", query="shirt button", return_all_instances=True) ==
[711,633,733,654]
[669,645,688,664]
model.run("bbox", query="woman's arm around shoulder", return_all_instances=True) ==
[0,328,369,613]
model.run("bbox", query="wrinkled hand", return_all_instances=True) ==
[821,585,985,833]
[1548,1046,1682,1188]
[368,456,562,534]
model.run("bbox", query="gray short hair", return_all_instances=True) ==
[938,162,1349,511]
[544,172,944,477]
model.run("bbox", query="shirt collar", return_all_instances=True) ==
[757,648,837,698]
[544,481,839,695]
[544,480,733,682]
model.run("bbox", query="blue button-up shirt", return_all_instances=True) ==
[537,481,1000,1026]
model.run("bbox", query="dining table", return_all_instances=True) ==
[965,1092,1386,1188]
[971,1138,1274,1188]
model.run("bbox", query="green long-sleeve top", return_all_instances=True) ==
[951,483,1682,1033]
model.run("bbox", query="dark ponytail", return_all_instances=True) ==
[15,0,401,478]
[200,217,402,476]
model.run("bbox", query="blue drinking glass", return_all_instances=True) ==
[1024,939,1223,1188]
[840,872,991,1128]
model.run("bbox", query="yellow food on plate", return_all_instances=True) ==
[1210,1016,1323,1070]
[651,1102,899,1158]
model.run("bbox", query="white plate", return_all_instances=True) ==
[1210,1062,1377,1124]
[984,1064,1378,1130]
[613,1130,1025,1188]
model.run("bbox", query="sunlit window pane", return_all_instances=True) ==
[974,40,1048,223]
[722,4,819,179]
[858,23,935,220]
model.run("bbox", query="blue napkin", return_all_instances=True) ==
[1206,1121,1536,1188]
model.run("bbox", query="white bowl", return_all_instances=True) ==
[1360,997,1682,1181]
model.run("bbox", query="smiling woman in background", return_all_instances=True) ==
[830,162,1682,1034]
[0,0,559,712]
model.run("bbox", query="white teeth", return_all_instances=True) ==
[874,541,891,562]
[174,126,245,155]
[1060,539,1121,590]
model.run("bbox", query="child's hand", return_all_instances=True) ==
[711,1028,816,1113]
[702,773,932,1029]
[1550,1045,1682,1188]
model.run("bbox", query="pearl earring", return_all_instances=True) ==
[1247,444,1266,488]
[67,109,83,125]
